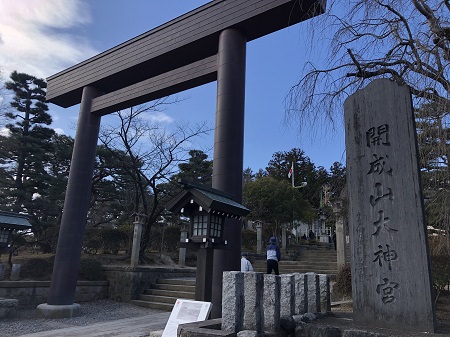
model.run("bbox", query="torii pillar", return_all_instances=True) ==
[211,28,246,318]
[37,86,101,317]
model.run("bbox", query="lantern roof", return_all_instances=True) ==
[166,180,250,218]
[0,211,32,230]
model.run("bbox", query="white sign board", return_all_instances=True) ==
[161,299,212,337]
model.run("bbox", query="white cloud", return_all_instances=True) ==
[53,128,65,135]
[142,111,175,124]
[0,0,98,79]
[0,127,10,137]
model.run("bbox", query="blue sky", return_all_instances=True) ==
[0,0,346,173]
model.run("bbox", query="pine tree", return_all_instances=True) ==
[416,102,450,233]
[0,71,55,227]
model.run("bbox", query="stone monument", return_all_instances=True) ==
[344,78,435,332]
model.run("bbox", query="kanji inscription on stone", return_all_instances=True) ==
[344,79,435,333]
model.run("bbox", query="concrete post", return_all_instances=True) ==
[256,222,262,254]
[46,86,100,308]
[130,218,143,268]
[178,225,188,267]
[0,264,5,281]
[281,224,287,253]
[335,215,345,268]
[211,28,246,319]
[9,264,21,281]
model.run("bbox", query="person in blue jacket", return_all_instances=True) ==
[266,236,281,275]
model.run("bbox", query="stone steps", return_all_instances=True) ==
[252,262,338,275]
[131,243,339,311]
[252,242,339,275]
[131,278,196,311]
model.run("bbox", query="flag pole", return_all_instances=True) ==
[291,162,294,188]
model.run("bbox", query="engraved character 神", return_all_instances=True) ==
[373,244,398,270]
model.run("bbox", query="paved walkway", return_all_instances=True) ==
[17,311,170,337]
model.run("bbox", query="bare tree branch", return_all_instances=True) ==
[287,0,450,128]
[98,100,211,256]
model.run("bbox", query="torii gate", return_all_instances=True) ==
[42,0,325,318]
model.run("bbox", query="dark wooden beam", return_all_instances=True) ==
[90,56,217,116]
[46,0,325,111]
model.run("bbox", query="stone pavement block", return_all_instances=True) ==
[149,330,163,337]
[343,329,388,337]
[294,273,307,314]
[306,273,320,313]
[280,274,295,317]
[243,272,264,332]
[303,325,341,337]
[16,312,170,337]
[179,318,234,337]
[36,303,81,318]
[319,274,331,313]
[237,330,259,337]
[222,271,244,333]
[263,274,280,332]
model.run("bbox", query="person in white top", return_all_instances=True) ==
[266,236,281,275]
[240,252,254,272]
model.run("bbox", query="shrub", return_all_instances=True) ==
[428,236,450,256]
[242,229,257,251]
[163,225,181,253]
[84,237,102,254]
[334,264,352,299]
[21,257,54,280]
[100,228,129,254]
[149,227,162,251]
[431,255,450,303]
[79,258,106,281]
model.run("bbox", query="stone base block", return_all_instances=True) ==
[36,303,81,318]
[0,298,18,318]
[179,318,235,337]
[149,330,163,337]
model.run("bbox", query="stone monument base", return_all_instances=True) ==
[36,303,81,318]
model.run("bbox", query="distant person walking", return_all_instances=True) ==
[241,252,254,272]
[266,236,281,275]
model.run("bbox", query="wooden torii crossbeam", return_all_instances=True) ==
[42,0,326,319]
[46,0,325,113]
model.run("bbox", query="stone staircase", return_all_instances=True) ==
[131,243,339,311]
[131,277,195,311]
[252,242,338,276]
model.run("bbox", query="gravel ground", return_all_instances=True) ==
[0,300,162,337]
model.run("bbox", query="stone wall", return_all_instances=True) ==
[222,272,330,333]
[0,265,196,307]
[0,281,109,308]
[104,265,196,302]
